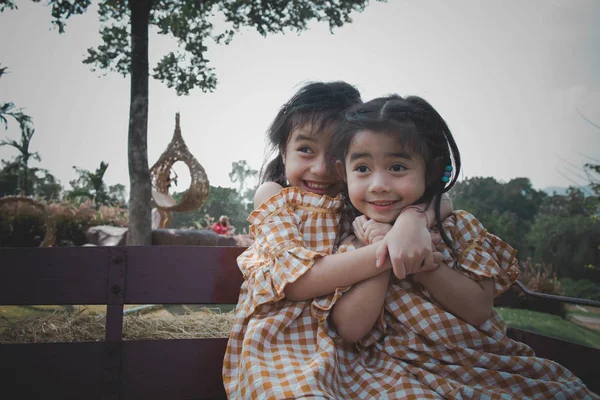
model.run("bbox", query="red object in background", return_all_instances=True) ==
[211,223,229,235]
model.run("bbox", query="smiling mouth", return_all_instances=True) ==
[368,201,398,209]
[304,181,332,191]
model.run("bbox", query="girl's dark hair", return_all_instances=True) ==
[332,95,461,248]
[260,81,362,185]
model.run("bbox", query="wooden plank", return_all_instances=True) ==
[0,247,112,305]
[507,328,600,394]
[0,341,121,400]
[0,246,245,306]
[125,246,245,304]
[120,338,228,400]
[106,248,126,341]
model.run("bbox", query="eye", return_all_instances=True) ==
[390,164,406,172]
[354,165,370,173]
[299,146,313,154]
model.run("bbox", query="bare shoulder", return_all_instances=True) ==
[254,182,284,208]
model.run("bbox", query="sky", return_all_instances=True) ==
[1,0,599,197]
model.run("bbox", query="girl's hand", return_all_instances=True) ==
[412,253,444,283]
[352,215,369,245]
[362,219,393,243]
[375,210,434,279]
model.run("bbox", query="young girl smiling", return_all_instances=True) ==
[330,94,598,399]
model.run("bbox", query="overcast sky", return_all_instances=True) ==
[1,0,599,197]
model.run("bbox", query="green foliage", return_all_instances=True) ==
[49,200,128,246]
[0,124,45,196]
[170,160,258,232]
[514,259,565,317]
[229,160,258,206]
[170,185,250,232]
[30,0,92,33]
[583,163,599,217]
[0,200,47,247]
[0,1,17,12]
[527,190,600,282]
[0,161,62,200]
[560,278,600,302]
[8,0,375,96]
[66,161,125,207]
[451,177,546,255]
[0,64,33,131]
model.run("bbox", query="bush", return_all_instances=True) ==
[513,258,566,318]
[49,200,128,246]
[0,199,47,247]
[0,198,128,247]
[560,278,600,301]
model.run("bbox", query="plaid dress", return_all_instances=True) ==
[223,188,598,399]
[351,211,598,399]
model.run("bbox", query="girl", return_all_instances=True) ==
[222,82,451,399]
[330,94,598,399]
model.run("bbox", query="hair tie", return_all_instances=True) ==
[441,165,452,183]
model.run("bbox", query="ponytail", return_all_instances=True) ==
[260,154,287,186]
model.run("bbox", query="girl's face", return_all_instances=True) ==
[282,123,345,198]
[342,130,427,223]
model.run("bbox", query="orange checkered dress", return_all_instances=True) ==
[223,187,353,399]
[223,188,598,399]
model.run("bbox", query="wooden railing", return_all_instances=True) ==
[0,246,598,399]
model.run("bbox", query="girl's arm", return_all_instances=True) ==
[253,182,394,302]
[414,265,495,326]
[331,244,444,343]
[331,269,391,343]
[284,244,392,301]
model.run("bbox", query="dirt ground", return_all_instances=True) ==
[566,305,600,332]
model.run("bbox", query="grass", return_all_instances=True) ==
[496,307,600,349]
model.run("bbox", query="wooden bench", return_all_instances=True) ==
[1,246,599,399]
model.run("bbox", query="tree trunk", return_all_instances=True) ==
[126,0,154,245]
[22,165,28,196]
[22,158,28,196]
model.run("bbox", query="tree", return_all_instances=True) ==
[2,0,376,244]
[0,159,62,200]
[67,161,125,207]
[450,177,546,255]
[585,163,600,197]
[229,160,258,206]
[0,64,32,131]
[170,185,249,232]
[0,124,41,196]
[527,190,600,283]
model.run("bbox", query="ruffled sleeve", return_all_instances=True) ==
[237,187,343,316]
[310,242,356,323]
[439,210,520,296]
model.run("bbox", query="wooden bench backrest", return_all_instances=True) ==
[0,246,245,400]
[1,246,599,398]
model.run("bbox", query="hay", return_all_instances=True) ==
[0,308,235,343]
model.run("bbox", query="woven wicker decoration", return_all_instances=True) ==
[150,113,210,214]
[0,196,56,247]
